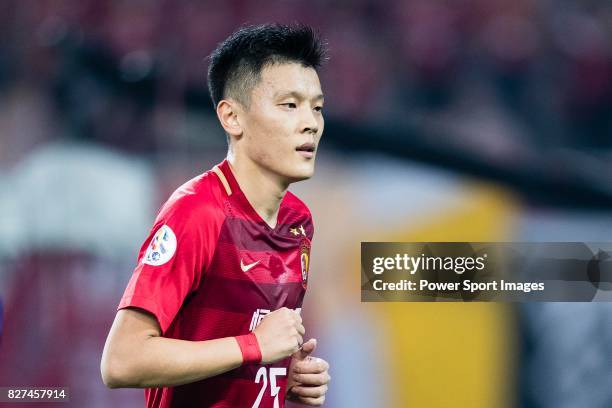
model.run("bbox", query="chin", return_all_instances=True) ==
[285,164,315,183]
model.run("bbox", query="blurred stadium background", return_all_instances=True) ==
[1,0,612,407]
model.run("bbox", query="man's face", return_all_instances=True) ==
[237,62,324,183]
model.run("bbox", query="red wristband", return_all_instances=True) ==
[235,333,262,365]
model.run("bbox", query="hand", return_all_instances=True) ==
[252,307,305,364]
[286,338,330,406]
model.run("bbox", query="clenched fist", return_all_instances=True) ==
[252,307,305,364]
[287,338,330,406]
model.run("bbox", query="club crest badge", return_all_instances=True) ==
[300,237,311,289]
[143,224,177,266]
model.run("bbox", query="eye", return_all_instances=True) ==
[314,106,323,113]
[280,103,297,109]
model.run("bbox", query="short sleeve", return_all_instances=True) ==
[118,197,214,333]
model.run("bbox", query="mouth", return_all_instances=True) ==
[296,142,316,159]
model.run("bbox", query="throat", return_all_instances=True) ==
[260,207,280,229]
[226,158,287,229]
[250,192,284,230]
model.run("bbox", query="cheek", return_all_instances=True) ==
[242,108,303,166]
[248,109,286,140]
[251,143,274,162]
[249,115,294,148]
[244,125,284,162]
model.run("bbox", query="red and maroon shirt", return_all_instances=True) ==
[118,159,313,408]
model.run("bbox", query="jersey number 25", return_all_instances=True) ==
[252,367,286,408]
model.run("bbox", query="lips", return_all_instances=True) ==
[296,143,316,159]
[296,143,316,153]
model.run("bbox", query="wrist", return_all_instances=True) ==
[235,333,262,365]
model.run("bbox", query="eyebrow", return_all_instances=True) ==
[275,91,324,102]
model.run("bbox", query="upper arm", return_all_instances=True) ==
[101,308,161,387]
[109,308,162,343]
[104,308,161,355]
[117,196,220,333]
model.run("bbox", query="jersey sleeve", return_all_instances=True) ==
[118,196,216,333]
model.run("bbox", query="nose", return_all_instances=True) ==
[300,106,319,135]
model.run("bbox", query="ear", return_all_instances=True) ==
[216,99,243,138]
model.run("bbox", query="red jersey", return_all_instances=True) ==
[118,159,313,408]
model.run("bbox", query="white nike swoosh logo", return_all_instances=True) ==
[240,259,260,272]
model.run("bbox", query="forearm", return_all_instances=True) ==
[102,335,243,388]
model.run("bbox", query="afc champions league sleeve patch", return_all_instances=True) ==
[142,224,177,266]
[299,237,311,289]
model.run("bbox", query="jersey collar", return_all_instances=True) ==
[214,159,288,232]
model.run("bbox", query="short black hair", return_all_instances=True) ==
[207,23,327,108]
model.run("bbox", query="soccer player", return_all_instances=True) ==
[101,24,330,407]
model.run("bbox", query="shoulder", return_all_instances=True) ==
[156,170,227,227]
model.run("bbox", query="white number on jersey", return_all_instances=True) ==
[252,367,287,408]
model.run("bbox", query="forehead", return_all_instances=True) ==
[253,62,322,100]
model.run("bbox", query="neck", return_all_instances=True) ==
[226,151,288,229]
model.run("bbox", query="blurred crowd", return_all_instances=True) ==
[1,0,612,169]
